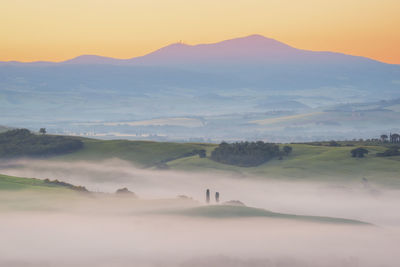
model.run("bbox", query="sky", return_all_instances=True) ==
[1,0,399,64]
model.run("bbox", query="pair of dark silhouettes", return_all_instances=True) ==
[206,189,219,204]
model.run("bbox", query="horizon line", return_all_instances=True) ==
[1,34,398,65]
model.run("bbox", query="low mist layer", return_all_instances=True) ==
[1,158,399,266]
[1,158,399,225]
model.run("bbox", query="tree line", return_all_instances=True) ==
[0,129,84,158]
[210,141,292,167]
[380,133,400,143]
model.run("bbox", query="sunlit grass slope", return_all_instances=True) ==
[0,174,85,211]
[56,138,400,186]
[56,138,214,167]
[167,143,400,186]
[0,174,82,193]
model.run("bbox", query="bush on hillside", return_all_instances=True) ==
[350,147,369,158]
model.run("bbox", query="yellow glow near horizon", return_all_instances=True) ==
[1,0,399,63]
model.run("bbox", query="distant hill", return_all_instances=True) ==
[49,137,400,187]
[1,35,399,141]
[175,205,369,224]
[54,138,213,168]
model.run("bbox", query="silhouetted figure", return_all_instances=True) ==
[215,192,220,203]
[206,189,210,204]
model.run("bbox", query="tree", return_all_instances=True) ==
[39,128,46,135]
[206,189,210,204]
[390,133,400,143]
[115,187,136,197]
[215,192,220,203]
[283,145,293,155]
[198,149,206,158]
[350,147,369,158]
[380,134,388,143]
[377,147,400,157]
[329,140,340,147]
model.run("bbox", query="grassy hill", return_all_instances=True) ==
[175,205,369,225]
[168,143,400,186]
[0,173,370,225]
[0,128,397,186]
[53,138,400,187]
[0,174,85,192]
[0,174,91,211]
[55,138,214,167]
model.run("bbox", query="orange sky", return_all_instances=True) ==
[1,0,399,64]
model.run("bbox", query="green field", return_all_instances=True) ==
[51,138,400,187]
[0,173,87,211]
[0,174,75,192]
[55,138,213,167]
[168,143,400,186]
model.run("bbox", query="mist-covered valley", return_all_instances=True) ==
[2,0,400,265]
[1,158,400,266]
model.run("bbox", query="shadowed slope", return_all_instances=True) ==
[174,205,370,225]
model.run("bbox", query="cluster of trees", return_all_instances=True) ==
[0,129,84,158]
[377,147,400,157]
[115,187,137,197]
[193,149,206,158]
[351,146,400,158]
[380,134,400,143]
[210,141,291,167]
[43,178,88,192]
[350,147,369,158]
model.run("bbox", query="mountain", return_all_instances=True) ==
[33,34,385,66]
[0,35,399,141]
[63,55,123,65]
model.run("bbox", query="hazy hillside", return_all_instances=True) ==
[0,126,9,133]
[1,35,399,141]
[43,138,400,187]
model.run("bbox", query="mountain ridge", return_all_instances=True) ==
[0,34,394,66]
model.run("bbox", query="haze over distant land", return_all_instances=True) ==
[1,35,399,142]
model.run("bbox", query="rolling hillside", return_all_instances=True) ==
[51,138,400,187]
[55,138,213,167]
[0,173,370,225]
[176,205,369,224]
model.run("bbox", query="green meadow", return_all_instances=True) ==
[52,138,400,187]
[54,138,213,167]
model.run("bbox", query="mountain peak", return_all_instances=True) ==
[242,34,270,40]
[63,54,121,64]
[13,34,384,66]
